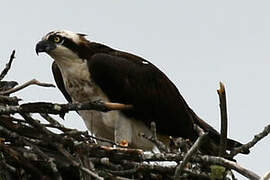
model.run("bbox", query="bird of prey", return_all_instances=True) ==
[35,30,248,154]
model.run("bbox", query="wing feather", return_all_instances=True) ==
[87,51,197,140]
[51,61,72,103]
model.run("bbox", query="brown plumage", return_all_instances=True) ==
[36,30,249,155]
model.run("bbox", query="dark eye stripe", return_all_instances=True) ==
[62,37,80,53]
[47,34,80,55]
[48,35,57,42]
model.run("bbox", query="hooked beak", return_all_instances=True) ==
[35,40,56,55]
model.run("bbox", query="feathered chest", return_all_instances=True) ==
[56,60,108,102]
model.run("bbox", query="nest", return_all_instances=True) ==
[0,51,265,180]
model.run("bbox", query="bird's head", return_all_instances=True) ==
[35,30,88,61]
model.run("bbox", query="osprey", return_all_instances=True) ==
[35,30,248,154]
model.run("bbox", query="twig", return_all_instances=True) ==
[0,101,132,115]
[0,81,18,91]
[229,169,237,180]
[230,123,270,157]
[22,113,104,180]
[193,124,205,136]
[54,142,104,180]
[0,79,55,95]
[0,161,16,173]
[142,152,184,162]
[217,82,228,157]
[69,131,126,147]
[194,155,260,180]
[182,169,210,180]
[171,137,191,153]
[0,95,21,105]
[76,143,144,163]
[0,131,48,179]
[40,113,66,130]
[140,121,168,153]
[139,132,168,153]
[0,50,15,81]
[8,122,62,180]
[174,133,208,180]
[120,160,211,179]
[48,158,62,180]
[121,160,175,175]
[107,168,137,176]
[80,166,104,180]
[90,157,122,171]
[260,169,270,180]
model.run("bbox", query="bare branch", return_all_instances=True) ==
[140,121,169,153]
[217,82,228,157]
[142,152,184,162]
[0,101,132,116]
[0,95,21,105]
[194,155,260,180]
[21,113,104,180]
[80,166,104,180]
[0,79,55,95]
[0,50,15,81]
[260,169,270,180]
[230,123,270,157]
[0,52,265,179]
[174,133,208,179]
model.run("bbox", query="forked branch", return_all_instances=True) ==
[0,79,55,95]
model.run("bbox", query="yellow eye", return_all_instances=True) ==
[54,36,61,43]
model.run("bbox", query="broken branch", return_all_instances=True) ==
[217,82,228,157]
[0,50,15,81]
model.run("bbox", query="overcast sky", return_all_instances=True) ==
[1,1,269,178]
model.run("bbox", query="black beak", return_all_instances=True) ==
[35,40,56,55]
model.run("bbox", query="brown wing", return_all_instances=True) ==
[86,49,249,154]
[51,61,72,103]
[87,51,197,141]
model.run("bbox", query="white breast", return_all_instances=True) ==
[54,58,155,150]
[54,59,115,142]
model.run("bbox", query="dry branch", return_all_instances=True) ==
[139,121,168,153]
[0,52,268,180]
[0,50,15,81]
[0,97,267,180]
[0,95,21,105]
[174,133,208,179]
[193,155,260,180]
[0,79,55,95]
[0,101,132,116]
[260,170,270,180]
[217,82,228,157]
[230,123,270,157]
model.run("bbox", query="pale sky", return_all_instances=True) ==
[1,1,270,178]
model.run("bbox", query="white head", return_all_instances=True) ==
[36,30,89,61]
